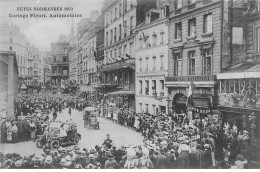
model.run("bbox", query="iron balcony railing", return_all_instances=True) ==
[165,75,216,82]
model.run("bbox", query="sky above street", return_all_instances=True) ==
[0,0,103,51]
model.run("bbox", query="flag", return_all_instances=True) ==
[186,80,197,106]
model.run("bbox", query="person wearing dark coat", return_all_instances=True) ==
[153,152,167,169]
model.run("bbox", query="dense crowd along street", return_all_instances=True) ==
[0,92,258,169]
[1,0,260,170]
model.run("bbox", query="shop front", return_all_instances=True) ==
[109,91,135,110]
[166,75,218,119]
[217,64,260,145]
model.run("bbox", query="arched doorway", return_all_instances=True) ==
[172,93,187,114]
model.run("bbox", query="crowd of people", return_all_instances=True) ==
[0,93,87,144]
[97,101,258,169]
[0,92,258,169]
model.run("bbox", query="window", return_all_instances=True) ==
[160,55,164,69]
[175,22,182,39]
[188,18,196,36]
[145,80,149,95]
[152,33,157,46]
[119,24,122,39]
[203,49,212,75]
[152,80,156,91]
[110,30,113,44]
[125,0,128,12]
[118,46,122,56]
[188,51,195,75]
[106,32,108,45]
[119,4,122,16]
[160,80,164,90]
[257,27,260,52]
[203,13,212,33]
[124,21,127,37]
[258,0,260,11]
[173,53,181,76]
[175,0,183,9]
[146,57,149,71]
[110,11,113,22]
[139,58,142,71]
[139,80,143,94]
[114,27,117,42]
[110,50,113,60]
[63,57,67,62]
[130,16,133,34]
[152,56,156,70]
[115,7,117,20]
[114,49,117,59]
[139,37,143,49]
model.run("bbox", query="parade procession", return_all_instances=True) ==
[0,0,260,169]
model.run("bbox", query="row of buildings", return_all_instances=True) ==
[0,22,50,94]
[68,0,260,140]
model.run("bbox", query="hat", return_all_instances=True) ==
[89,154,95,160]
[236,154,245,161]
[142,148,149,155]
[15,160,23,167]
[243,130,249,134]
[67,147,73,152]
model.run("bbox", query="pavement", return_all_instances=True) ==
[0,109,144,156]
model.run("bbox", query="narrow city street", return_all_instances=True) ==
[0,109,144,156]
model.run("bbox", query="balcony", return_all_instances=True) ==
[49,73,69,77]
[165,75,216,82]
[52,60,69,65]
[101,58,135,72]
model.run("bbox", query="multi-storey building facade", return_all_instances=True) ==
[77,18,90,84]
[50,36,70,92]
[216,0,260,147]
[0,22,42,94]
[135,2,170,114]
[101,0,157,109]
[165,0,223,117]
[69,35,78,81]
[0,23,28,78]
[0,51,19,117]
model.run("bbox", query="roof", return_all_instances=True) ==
[217,62,260,79]
[109,90,135,95]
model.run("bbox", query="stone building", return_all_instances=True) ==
[216,0,260,150]
[0,51,19,118]
[165,0,223,117]
[69,35,78,81]
[50,36,70,93]
[135,1,170,114]
[100,0,157,109]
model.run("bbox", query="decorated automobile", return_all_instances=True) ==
[35,121,81,149]
[83,107,99,129]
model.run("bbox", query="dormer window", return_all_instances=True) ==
[146,13,150,24]
[160,4,169,18]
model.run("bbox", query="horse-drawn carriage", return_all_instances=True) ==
[83,107,100,130]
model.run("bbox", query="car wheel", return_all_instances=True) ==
[74,135,80,145]
[50,140,60,149]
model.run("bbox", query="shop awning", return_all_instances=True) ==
[217,62,260,79]
[80,85,95,92]
[218,105,260,114]
[109,90,135,95]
